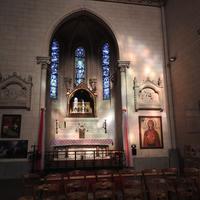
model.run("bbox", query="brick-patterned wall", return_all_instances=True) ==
[165,0,200,155]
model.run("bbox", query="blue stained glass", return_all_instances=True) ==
[75,47,86,85]
[76,47,85,57]
[50,39,59,99]
[102,43,110,100]
[50,76,57,87]
[50,87,57,98]
[51,67,57,74]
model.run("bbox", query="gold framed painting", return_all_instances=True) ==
[139,116,163,149]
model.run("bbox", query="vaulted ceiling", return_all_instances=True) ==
[93,0,167,7]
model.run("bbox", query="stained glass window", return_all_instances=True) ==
[75,47,86,85]
[50,39,59,99]
[102,43,110,100]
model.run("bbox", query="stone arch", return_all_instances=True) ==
[45,8,123,152]
[42,8,119,59]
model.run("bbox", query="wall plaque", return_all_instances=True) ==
[133,77,163,111]
[0,72,32,110]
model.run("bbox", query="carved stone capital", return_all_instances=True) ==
[36,56,50,70]
[118,60,130,72]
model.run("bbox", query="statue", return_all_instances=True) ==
[89,78,97,92]
[73,97,78,113]
[82,99,85,113]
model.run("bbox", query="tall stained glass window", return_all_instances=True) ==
[102,42,110,100]
[75,47,86,85]
[50,39,59,99]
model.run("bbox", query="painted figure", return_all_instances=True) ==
[143,119,161,147]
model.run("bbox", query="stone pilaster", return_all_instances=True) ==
[118,60,130,167]
[118,61,130,110]
[36,56,50,170]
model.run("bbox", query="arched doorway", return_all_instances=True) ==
[45,10,122,162]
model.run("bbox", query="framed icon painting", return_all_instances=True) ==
[139,116,163,149]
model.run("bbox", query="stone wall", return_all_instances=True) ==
[165,0,200,156]
[0,0,172,177]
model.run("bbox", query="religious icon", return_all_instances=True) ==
[139,116,163,149]
[1,115,21,138]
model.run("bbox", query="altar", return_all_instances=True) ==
[50,139,113,146]
[46,82,116,167]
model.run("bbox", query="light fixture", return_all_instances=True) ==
[169,56,176,62]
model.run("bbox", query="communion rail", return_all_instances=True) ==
[44,150,125,171]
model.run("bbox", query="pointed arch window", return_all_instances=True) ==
[50,39,59,99]
[102,42,110,100]
[75,47,86,85]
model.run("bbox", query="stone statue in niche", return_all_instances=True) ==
[71,97,92,114]
[73,97,78,113]
[82,99,85,113]
[67,83,97,117]
[89,78,97,92]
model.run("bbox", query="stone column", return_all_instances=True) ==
[36,56,50,170]
[118,60,130,167]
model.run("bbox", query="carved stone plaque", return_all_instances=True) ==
[0,73,32,110]
[133,77,163,111]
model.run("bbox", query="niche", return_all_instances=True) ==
[67,83,96,117]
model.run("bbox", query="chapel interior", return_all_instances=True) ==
[0,0,200,199]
